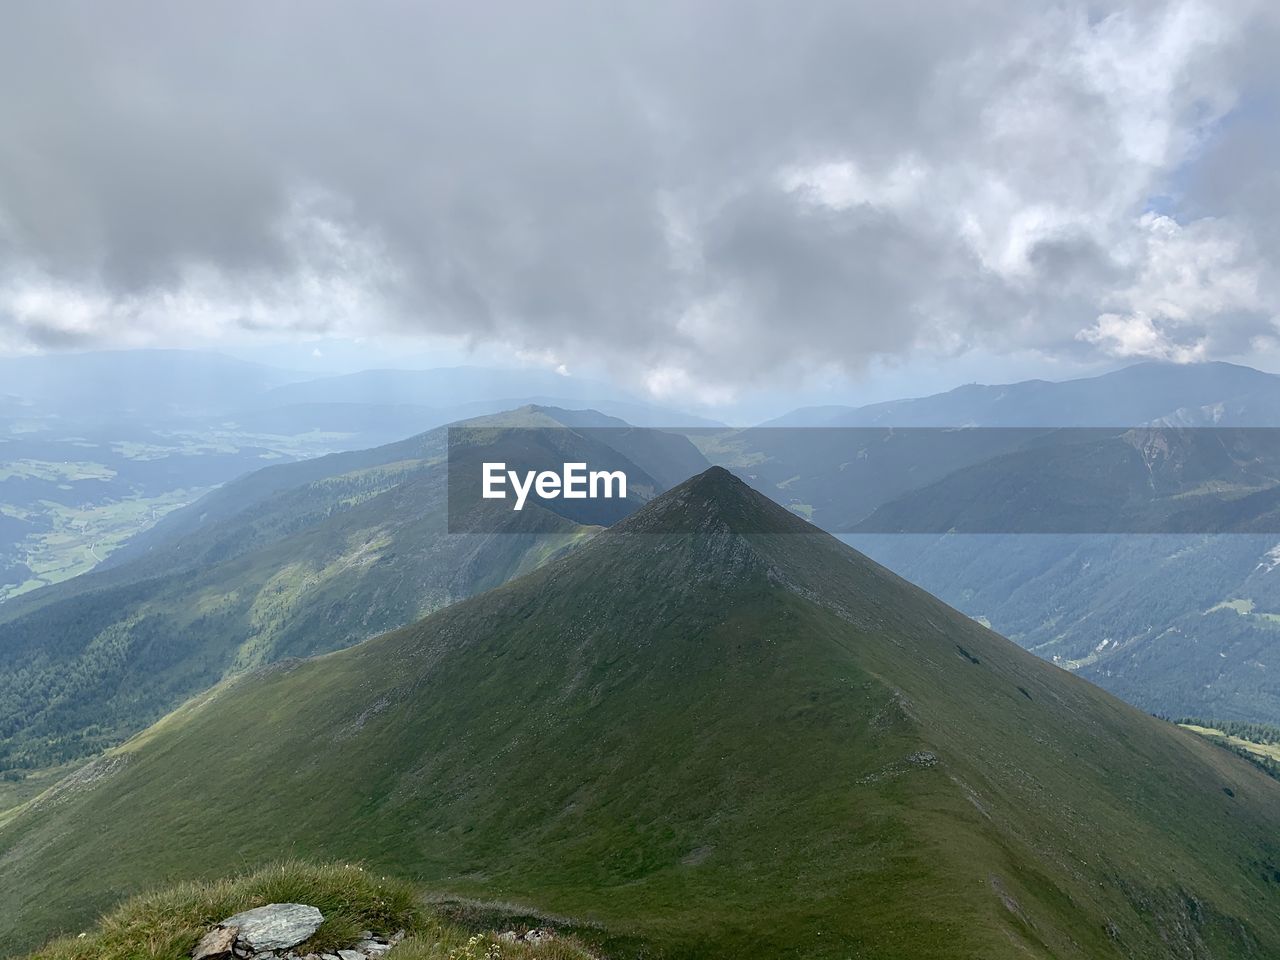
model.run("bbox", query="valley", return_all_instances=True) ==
[683,362,1280,726]
[0,352,715,604]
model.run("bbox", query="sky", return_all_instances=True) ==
[2,0,1279,413]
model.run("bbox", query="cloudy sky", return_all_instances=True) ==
[1,0,1278,407]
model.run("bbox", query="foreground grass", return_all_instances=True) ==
[8,478,1280,958]
[21,862,599,960]
[394,928,596,960]
[23,862,422,960]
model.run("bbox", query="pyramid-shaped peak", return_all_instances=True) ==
[613,465,815,534]
[688,463,738,486]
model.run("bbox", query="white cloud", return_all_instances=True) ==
[1079,212,1268,359]
[0,0,1278,400]
[1078,311,1205,360]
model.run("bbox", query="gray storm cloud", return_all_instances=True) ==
[0,0,1277,398]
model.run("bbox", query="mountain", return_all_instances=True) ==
[0,407,708,771]
[0,351,315,601]
[688,425,1049,529]
[100,406,703,574]
[703,363,1280,531]
[0,427,308,602]
[763,361,1280,427]
[847,530,1280,725]
[688,362,1280,725]
[0,353,721,604]
[832,427,1280,724]
[2,469,1278,959]
[0,349,304,420]
[251,367,725,427]
[851,427,1280,534]
[0,352,720,428]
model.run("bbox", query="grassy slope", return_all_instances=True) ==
[1180,722,1280,781]
[1181,724,1280,762]
[2,471,1279,958]
[20,861,598,960]
[0,460,590,769]
[849,531,1280,724]
[23,862,423,960]
[0,409,704,770]
[692,425,1280,726]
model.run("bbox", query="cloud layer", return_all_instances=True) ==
[1,0,1277,398]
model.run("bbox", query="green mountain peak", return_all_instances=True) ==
[613,465,811,536]
[3,467,1280,959]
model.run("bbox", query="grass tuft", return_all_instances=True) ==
[20,862,599,960]
[391,927,598,960]
[23,861,423,960]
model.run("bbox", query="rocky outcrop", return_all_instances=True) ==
[497,928,556,946]
[193,926,238,960]
[190,902,404,960]
[221,904,323,952]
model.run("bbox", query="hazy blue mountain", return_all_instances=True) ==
[0,351,720,602]
[688,425,1047,529]
[692,361,1280,725]
[250,367,724,426]
[850,427,1280,534]
[0,349,304,420]
[763,361,1280,428]
[849,531,1280,725]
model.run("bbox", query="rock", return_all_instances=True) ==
[497,931,519,944]
[336,951,365,960]
[219,904,324,952]
[193,926,239,959]
[354,940,390,957]
[524,928,554,944]
[389,931,406,945]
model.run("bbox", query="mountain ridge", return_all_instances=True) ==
[2,468,1278,958]
[0,407,708,770]
[761,360,1280,428]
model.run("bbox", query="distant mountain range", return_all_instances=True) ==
[0,349,305,420]
[0,350,721,602]
[762,361,1280,427]
[250,366,724,427]
[2,469,1278,958]
[850,427,1280,534]
[0,349,722,427]
[681,361,1280,725]
[7,356,1280,733]
[8,356,1280,768]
